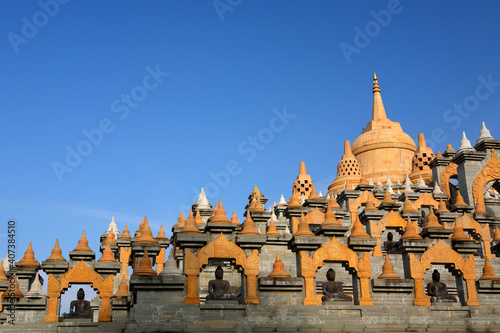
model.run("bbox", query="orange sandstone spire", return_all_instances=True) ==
[451,224,469,241]
[454,189,468,208]
[328,140,362,195]
[133,248,157,276]
[372,72,387,120]
[409,133,435,184]
[377,254,401,279]
[493,227,500,242]
[365,199,378,211]
[382,188,396,205]
[350,215,370,238]
[401,217,422,240]
[252,185,262,198]
[180,210,202,234]
[437,198,450,213]
[195,210,205,225]
[231,210,241,225]
[293,161,314,198]
[0,261,7,281]
[402,197,417,212]
[424,209,443,229]
[175,211,186,228]
[294,212,314,236]
[156,225,168,239]
[266,218,280,236]
[120,224,132,239]
[114,278,129,298]
[46,239,66,262]
[323,202,342,226]
[210,199,232,223]
[18,242,39,268]
[328,195,341,209]
[268,252,291,278]
[480,257,500,280]
[2,275,23,298]
[240,212,261,235]
[98,244,117,262]
[106,229,116,245]
[308,184,320,200]
[288,194,302,207]
[135,216,157,243]
[74,230,93,252]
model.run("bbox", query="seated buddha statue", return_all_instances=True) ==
[64,288,91,319]
[322,269,352,302]
[206,266,238,300]
[427,269,458,303]
[384,232,397,252]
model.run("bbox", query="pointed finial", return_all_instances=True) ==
[478,121,494,141]
[114,278,129,298]
[458,132,474,151]
[0,260,7,281]
[46,239,66,262]
[73,230,92,252]
[299,161,307,175]
[268,252,291,278]
[120,224,132,239]
[240,212,261,235]
[278,194,287,205]
[180,209,202,233]
[343,140,354,158]
[377,254,401,279]
[231,210,241,225]
[418,133,427,149]
[133,247,157,276]
[98,244,117,262]
[372,73,387,120]
[160,249,183,276]
[135,215,157,243]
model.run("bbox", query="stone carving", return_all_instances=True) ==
[64,288,92,319]
[322,269,352,302]
[427,270,458,303]
[472,149,500,214]
[440,162,458,197]
[206,266,237,300]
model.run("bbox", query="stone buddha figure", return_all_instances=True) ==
[64,288,91,319]
[427,269,458,303]
[206,266,237,300]
[418,210,427,228]
[322,269,352,302]
[384,232,397,252]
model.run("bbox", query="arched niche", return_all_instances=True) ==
[300,237,373,305]
[453,213,492,258]
[413,192,439,211]
[369,210,407,257]
[472,149,500,214]
[441,162,458,199]
[183,233,259,305]
[409,240,479,306]
[45,261,114,322]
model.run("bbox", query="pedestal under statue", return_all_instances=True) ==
[64,288,92,319]
[322,269,352,302]
[427,270,458,303]
[206,266,238,300]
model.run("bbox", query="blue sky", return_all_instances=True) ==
[1,0,499,292]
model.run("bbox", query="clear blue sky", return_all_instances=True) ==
[1,1,499,280]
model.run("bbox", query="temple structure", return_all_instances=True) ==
[1,75,500,332]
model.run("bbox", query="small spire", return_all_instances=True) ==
[240,212,261,235]
[328,194,341,209]
[266,218,280,236]
[106,229,116,245]
[180,210,202,234]
[478,121,494,141]
[437,198,450,213]
[46,239,66,262]
[0,261,8,281]
[480,257,500,281]
[252,185,262,197]
[299,161,307,175]
[458,132,474,151]
[368,178,374,186]
[349,215,370,238]
[73,230,92,252]
[451,224,470,241]
[98,244,116,262]
[402,197,417,212]
[3,274,23,298]
[120,224,132,239]
[493,227,500,242]
[377,254,401,279]
[343,140,355,158]
[433,182,444,195]
[175,211,186,228]
[18,242,39,268]
[323,202,342,226]
[294,212,315,236]
[195,209,205,225]
[308,184,320,200]
[114,278,129,298]
[156,225,168,239]
[401,217,422,240]
[278,194,287,205]
[288,194,302,207]
[424,209,443,229]
[416,176,427,188]
[454,189,468,208]
[418,133,427,150]
[133,247,157,276]
[365,199,378,211]
[197,188,211,210]
[210,199,232,223]
[160,249,183,276]
[25,272,45,298]
[372,72,388,120]
[382,188,395,205]
[231,210,241,225]
[135,216,157,243]
[268,252,291,278]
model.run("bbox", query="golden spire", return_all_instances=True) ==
[266,219,280,236]
[480,257,500,280]
[402,197,416,212]
[323,202,341,226]
[98,244,117,262]
[451,224,469,241]
[135,216,157,243]
[454,189,468,208]
[120,224,132,239]
[401,217,422,240]
[2,275,23,298]
[195,210,205,225]
[46,239,66,262]
[372,72,387,120]
[377,254,401,279]
[156,225,168,239]
[239,212,261,235]
[365,199,378,211]
[268,252,291,278]
[437,198,450,213]
[18,242,39,268]
[106,229,116,245]
[175,211,186,228]
[350,215,370,238]
[294,212,315,236]
[299,161,307,175]
[114,278,129,298]
[180,209,202,234]
[0,261,7,281]
[133,247,157,276]
[210,199,232,223]
[424,209,443,229]
[73,230,93,252]
[231,210,241,225]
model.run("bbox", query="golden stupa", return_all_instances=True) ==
[351,74,417,184]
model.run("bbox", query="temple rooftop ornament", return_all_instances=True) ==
[351,73,416,184]
[415,176,427,189]
[268,252,291,278]
[433,182,444,195]
[368,178,374,186]
[381,188,396,205]
[477,121,494,142]
[437,198,450,213]
[365,199,378,211]
[25,272,45,298]
[293,161,313,198]
[480,257,500,280]
[18,241,39,268]
[453,189,468,208]
[328,140,361,195]
[46,239,66,262]
[196,188,212,210]
[195,210,205,225]
[135,216,157,243]
[374,179,384,192]
[278,194,287,205]
[3,274,23,298]
[349,215,370,238]
[451,224,469,241]
[294,212,315,236]
[323,202,341,226]
[424,209,443,229]
[266,217,280,236]
[133,247,157,276]
[210,199,232,223]
[308,184,320,200]
[493,227,500,242]
[240,212,261,235]
[120,224,132,239]
[231,210,241,225]
[0,260,7,281]
[288,194,302,208]
[156,225,168,239]
[106,229,117,245]
[401,217,422,240]
[458,132,475,151]
[180,210,202,234]
[98,244,117,262]
[409,133,435,184]
[74,231,92,252]
[114,278,129,298]
[160,249,182,276]
[377,254,401,279]
[107,216,120,238]
[402,197,417,212]
[174,212,186,229]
